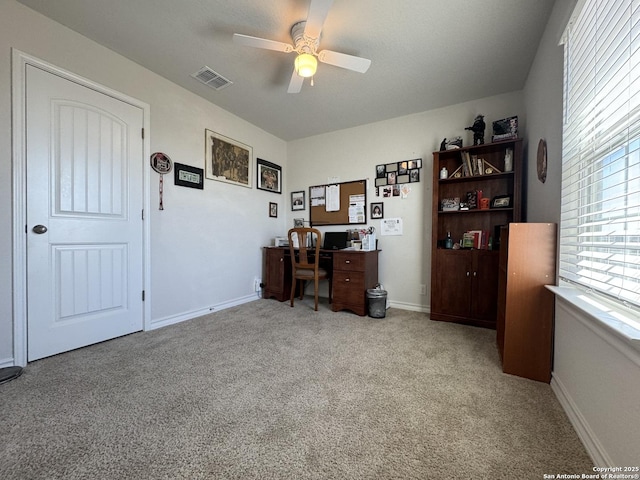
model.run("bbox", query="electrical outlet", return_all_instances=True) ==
[254,278,261,292]
[420,284,426,295]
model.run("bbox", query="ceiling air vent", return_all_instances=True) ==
[191,66,233,91]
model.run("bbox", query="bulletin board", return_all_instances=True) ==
[309,179,367,226]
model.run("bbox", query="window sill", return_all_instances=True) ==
[547,285,640,350]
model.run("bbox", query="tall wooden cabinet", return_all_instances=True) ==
[497,223,557,383]
[263,247,293,302]
[430,138,523,328]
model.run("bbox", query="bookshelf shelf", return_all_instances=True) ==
[439,171,514,184]
[439,208,513,215]
[430,138,523,329]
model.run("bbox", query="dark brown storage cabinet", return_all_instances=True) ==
[497,223,557,383]
[430,138,523,328]
[262,247,292,302]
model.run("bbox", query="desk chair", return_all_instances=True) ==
[287,227,332,311]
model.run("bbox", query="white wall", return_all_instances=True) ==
[0,0,287,365]
[287,92,524,310]
[524,0,640,466]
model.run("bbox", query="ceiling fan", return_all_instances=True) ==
[232,0,371,93]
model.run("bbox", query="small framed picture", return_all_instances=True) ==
[371,202,384,219]
[491,195,512,209]
[257,158,282,194]
[291,190,305,211]
[293,218,304,228]
[269,202,278,217]
[174,163,204,189]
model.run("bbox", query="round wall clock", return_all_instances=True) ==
[537,139,547,183]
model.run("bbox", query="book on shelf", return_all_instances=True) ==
[460,152,491,177]
[463,229,491,249]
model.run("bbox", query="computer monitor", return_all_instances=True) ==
[323,231,348,250]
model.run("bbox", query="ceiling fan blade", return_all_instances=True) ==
[304,0,334,39]
[233,33,293,53]
[318,50,371,73]
[287,70,304,93]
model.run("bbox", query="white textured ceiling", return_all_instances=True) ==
[17,0,556,141]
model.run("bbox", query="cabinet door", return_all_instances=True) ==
[471,250,499,322]
[264,248,286,299]
[432,250,472,318]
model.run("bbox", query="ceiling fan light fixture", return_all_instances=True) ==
[295,53,317,78]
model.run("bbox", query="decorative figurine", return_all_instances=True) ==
[440,138,447,151]
[465,114,486,145]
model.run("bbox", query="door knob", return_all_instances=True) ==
[32,225,48,234]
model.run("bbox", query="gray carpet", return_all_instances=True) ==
[0,299,593,479]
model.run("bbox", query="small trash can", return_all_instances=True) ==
[367,288,387,318]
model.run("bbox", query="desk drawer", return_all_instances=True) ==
[332,252,366,272]
[332,270,365,301]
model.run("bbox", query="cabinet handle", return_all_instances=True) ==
[345,278,350,282]
[280,258,283,262]
[345,260,351,264]
[466,271,470,277]
[473,271,477,277]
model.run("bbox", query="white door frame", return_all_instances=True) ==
[11,50,152,366]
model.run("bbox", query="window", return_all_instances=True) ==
[560,0,640,311]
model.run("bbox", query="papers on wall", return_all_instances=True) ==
[381,217,403,236]
[326,184,340,211]
[348,194,365,223]
[310,186,325,207]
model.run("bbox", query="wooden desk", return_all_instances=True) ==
[262,247,379,316]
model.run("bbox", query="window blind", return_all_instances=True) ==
[560,0,640,309]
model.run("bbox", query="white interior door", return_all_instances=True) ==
[26,65,144,361]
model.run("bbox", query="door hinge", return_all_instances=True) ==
[141,127,144,139]
[142,209,144,221]
[142,290,145,301]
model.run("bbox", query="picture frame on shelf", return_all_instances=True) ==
[205,129,252,188]
[257,158,282,193]
[492,116,518,142]
[291,190,305,211]
[441,197,460,211]
[491,195,512,209]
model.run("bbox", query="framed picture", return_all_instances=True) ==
[205,129,252,188]
[291,190,305,211]
[293,218,304,228]
[491,195,512,209]
[269,202,278,218]
[174,163,204,189]
[492,116,518,142]
[257,158,282,194]
[371,202,384,219]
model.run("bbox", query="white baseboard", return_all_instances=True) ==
[388,300,429,313]
[0,357,16,369]
[147,294,259,331]
[551,373,611,467]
